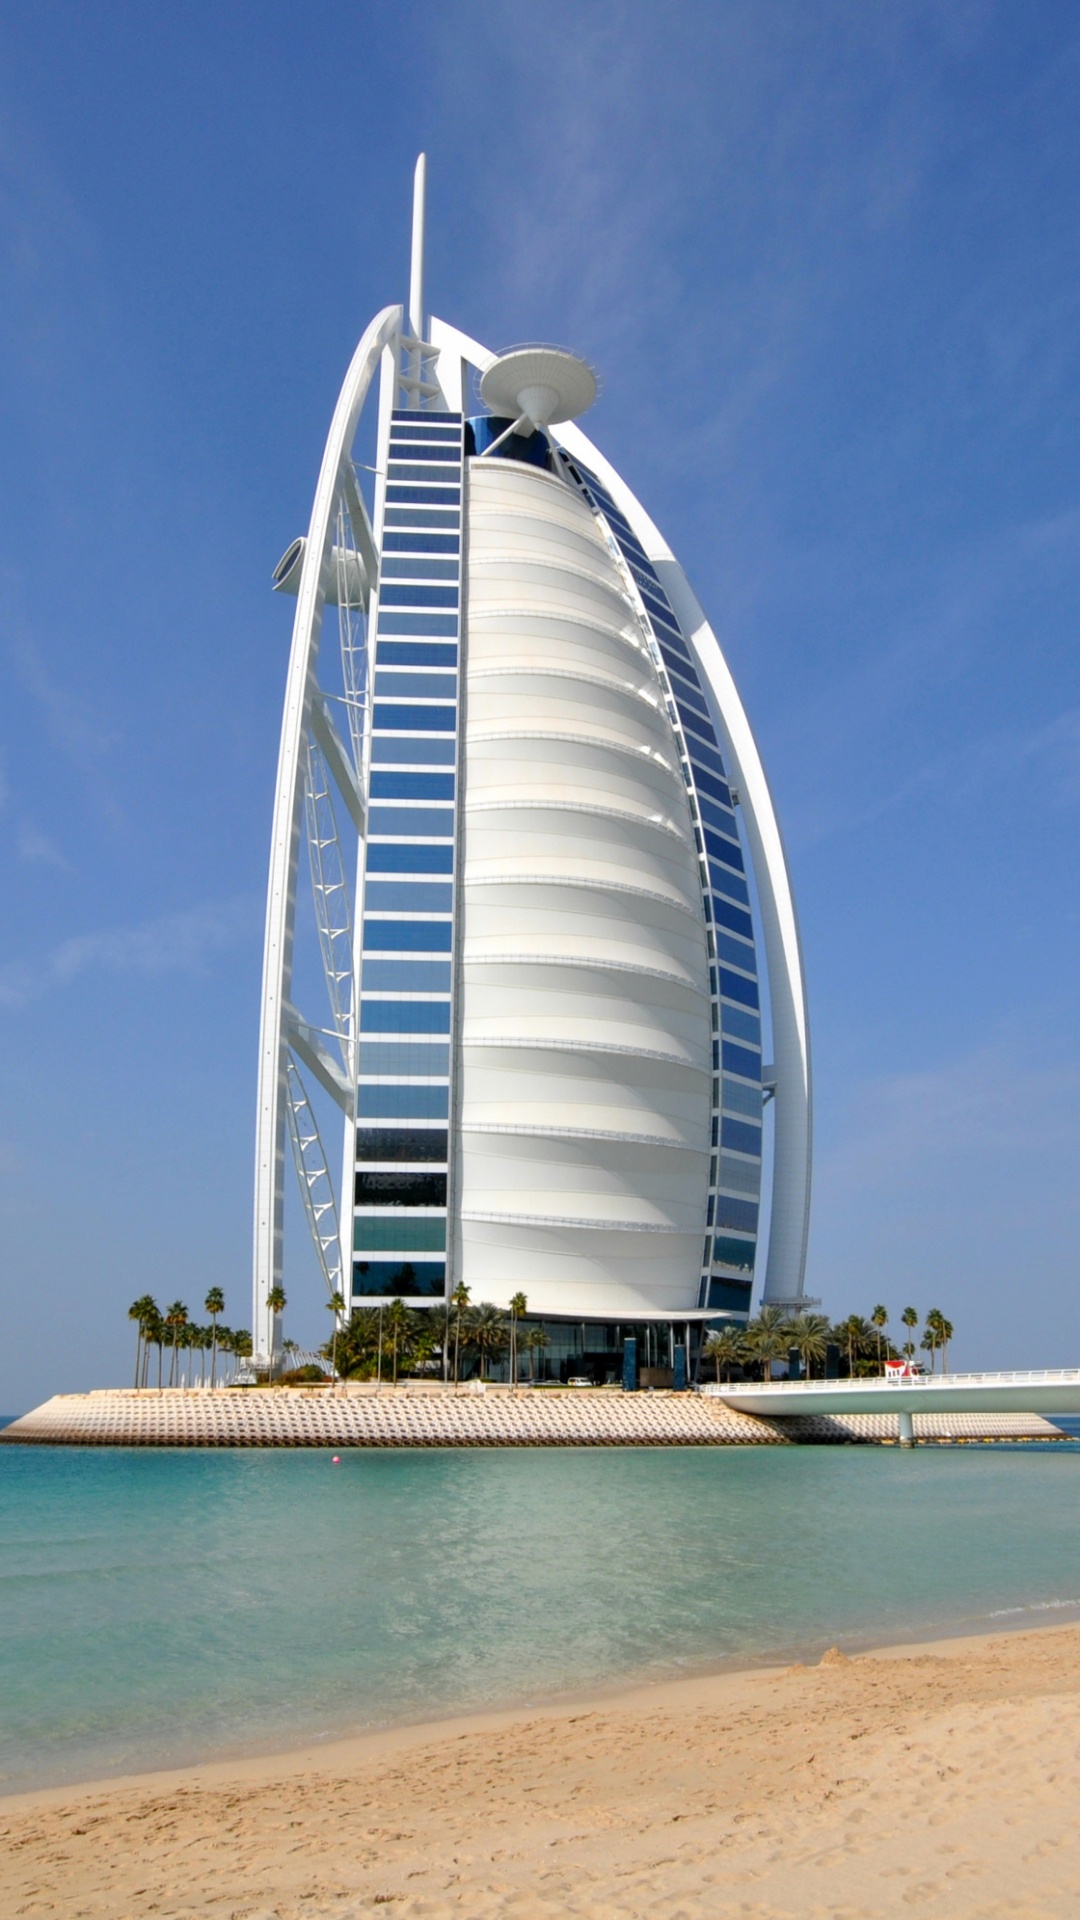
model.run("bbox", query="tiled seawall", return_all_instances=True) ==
[0,1389,1065,1448]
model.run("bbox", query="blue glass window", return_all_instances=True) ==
[710,865,750,907]
[722,1077,761,1117]
[358,1040,450,1076]
[372,704,457,732]
[716,930,756,972]
[712,1236,756,1273]
[374,671,457,700]
[677,701,715,742]
[380,558,460,581]
[722,1040,761,1081]
[354,1215,447,1253]
[352,1259,444,1297]
[370,736,456,765]
[369,771,455,801]
[719,967,759,1008]
[386,485,461,506]
[707,1276,753,1311]
[670,675,711,719]
[714,898,754,940]
[357,1125,448,1161]
[375,642,458,668]
[387,444,459,463]
[368,807,454,837]
[383,531,460,554]
[361,960,451,995]
[361,1000,450,1034]
[365,842,453,875]
[383,509,460,530]
[379,584,459,609]
[362,919,452,952]
[363,881,453,913]
[705,827,743,871]
[721,1116,762,1157]
[698,793,737,836]
[723,1005,761,1044]
[376,613,459,638]
[693,770,734,814]
[658,638,694,676]
[356,1083,449,1119]
[355,1169,447,1207]
[715,1195,759,1233]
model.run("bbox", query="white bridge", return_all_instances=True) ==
[708,1369,1080,1442]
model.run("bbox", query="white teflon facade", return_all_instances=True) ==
[252,172,811,1364]
[456,459,712,1316]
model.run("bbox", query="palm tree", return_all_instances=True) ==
[385,1298,409,1385]
[508,1292,528,1388]
[266,1285,286,1381]
[702,1325,746,1383]
[786,1312,831,1382]
[521,1324,550,1382]
[744,1305,791,1384]
[326,1290,346,1380]
[128,1295,157,1388]
[163,1301,188,1387]
[464,1303,508,1380]
[146,1306,165,1387]
[926,1308,953,1373]
[205,1288,225,1387]
[901,1305,918,1364]
[835,1314,873,1378]
[871,1303,889,1371]
[451,1282,470,1384]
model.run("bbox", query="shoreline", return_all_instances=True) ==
[6,1604,1080,1812]
[6,1617,1080,1919]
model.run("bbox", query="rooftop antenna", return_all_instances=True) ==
[407,153,426,408]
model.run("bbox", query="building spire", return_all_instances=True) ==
[409,153,426,343]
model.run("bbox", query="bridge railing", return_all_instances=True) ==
[701,1368,1080,1397]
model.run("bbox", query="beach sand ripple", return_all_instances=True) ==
[4,1623,1080,1918]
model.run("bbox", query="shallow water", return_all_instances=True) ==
[2,1440,1080,1792]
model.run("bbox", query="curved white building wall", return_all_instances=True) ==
[455,459,713,1316]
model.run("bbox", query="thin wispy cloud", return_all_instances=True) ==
[0,896,258,1009]
[16,821,68,869]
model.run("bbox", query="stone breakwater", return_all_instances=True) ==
[0,1389,1066,1448]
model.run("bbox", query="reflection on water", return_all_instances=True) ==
[2,1441,1079,1790]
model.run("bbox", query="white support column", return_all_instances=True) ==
[253,304,400,1367]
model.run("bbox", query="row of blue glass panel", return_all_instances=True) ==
[373,671,457,697]
[352,1261,445,1297]
[382,558,459,581]
[354,1216,447,1252]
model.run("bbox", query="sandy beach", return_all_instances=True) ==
[4,1622,1080,1918]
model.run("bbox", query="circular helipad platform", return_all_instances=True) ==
[479,346,597,427]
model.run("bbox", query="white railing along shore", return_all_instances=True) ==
[703,1369,1080,1396]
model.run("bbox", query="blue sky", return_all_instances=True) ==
[1,2,1078,1408]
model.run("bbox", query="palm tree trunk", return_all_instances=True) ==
[133,1328,142,1389]
[210,1328,217,1388]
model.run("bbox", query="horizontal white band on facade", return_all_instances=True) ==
[468,662,661,701]
[461,1034,710,1070]
[461,950,711,993]
[461,1119,707,1150]
[464,797,689,842]
[459,1209,689,1234]
[467,548,643,599]
[464,726,680,776]
[462,871,702,920]
[468,612,652,661]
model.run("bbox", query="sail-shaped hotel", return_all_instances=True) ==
[252,160,811,1376]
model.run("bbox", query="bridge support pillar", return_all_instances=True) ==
[898,1409,915,1448]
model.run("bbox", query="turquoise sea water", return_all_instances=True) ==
[3,1439,1080,1794]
